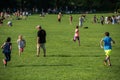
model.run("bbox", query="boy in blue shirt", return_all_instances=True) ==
[100,32,115,66]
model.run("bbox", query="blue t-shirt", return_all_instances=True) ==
[103,36,112,50]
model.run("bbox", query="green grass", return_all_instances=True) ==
[0,13,120,80]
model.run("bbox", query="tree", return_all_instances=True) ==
[0,0,120,12]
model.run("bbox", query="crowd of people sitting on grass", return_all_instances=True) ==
[0,10,29,20]
[0,9,30,26]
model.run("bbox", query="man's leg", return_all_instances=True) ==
[37,43,40,57]
[41,44,46,57]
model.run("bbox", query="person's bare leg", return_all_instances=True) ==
[43,48,46,57]
[107,56,111,66]
[37,44,40,57]
[19,50,21,56]
[19,49,21,56]
[104,56,109,66]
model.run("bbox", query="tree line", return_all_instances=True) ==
[0,0,120,12]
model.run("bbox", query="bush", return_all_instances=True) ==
[117,9,120,13]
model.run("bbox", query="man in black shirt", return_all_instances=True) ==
[36,25,46,57]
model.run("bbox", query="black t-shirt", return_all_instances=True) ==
[37,29,46,43]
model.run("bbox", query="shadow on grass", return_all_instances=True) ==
[47,54,103,57]
[14,64,73,67]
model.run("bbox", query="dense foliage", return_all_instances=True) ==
[0,0,120,12]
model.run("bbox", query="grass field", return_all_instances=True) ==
[0,13,120,80]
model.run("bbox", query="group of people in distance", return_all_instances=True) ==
[93,14,120,25]
[58,12,85,27]
[1,12,116,67]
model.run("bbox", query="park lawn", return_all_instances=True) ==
[0,13,120,80]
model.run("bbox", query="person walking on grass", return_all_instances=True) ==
[36,25,46,57]
[100,32,115,66]
[17,35,26,56]
[69,15,73,24]
[73,25,80,46]
[100,16,105,25]
[58,12,62,22]
[79,15,84,27]
[1,37,12,67]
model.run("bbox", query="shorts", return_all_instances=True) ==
[73,36,79,41]
[37,43,46,50]
[104,50,111,56]
[19,48,24,52]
